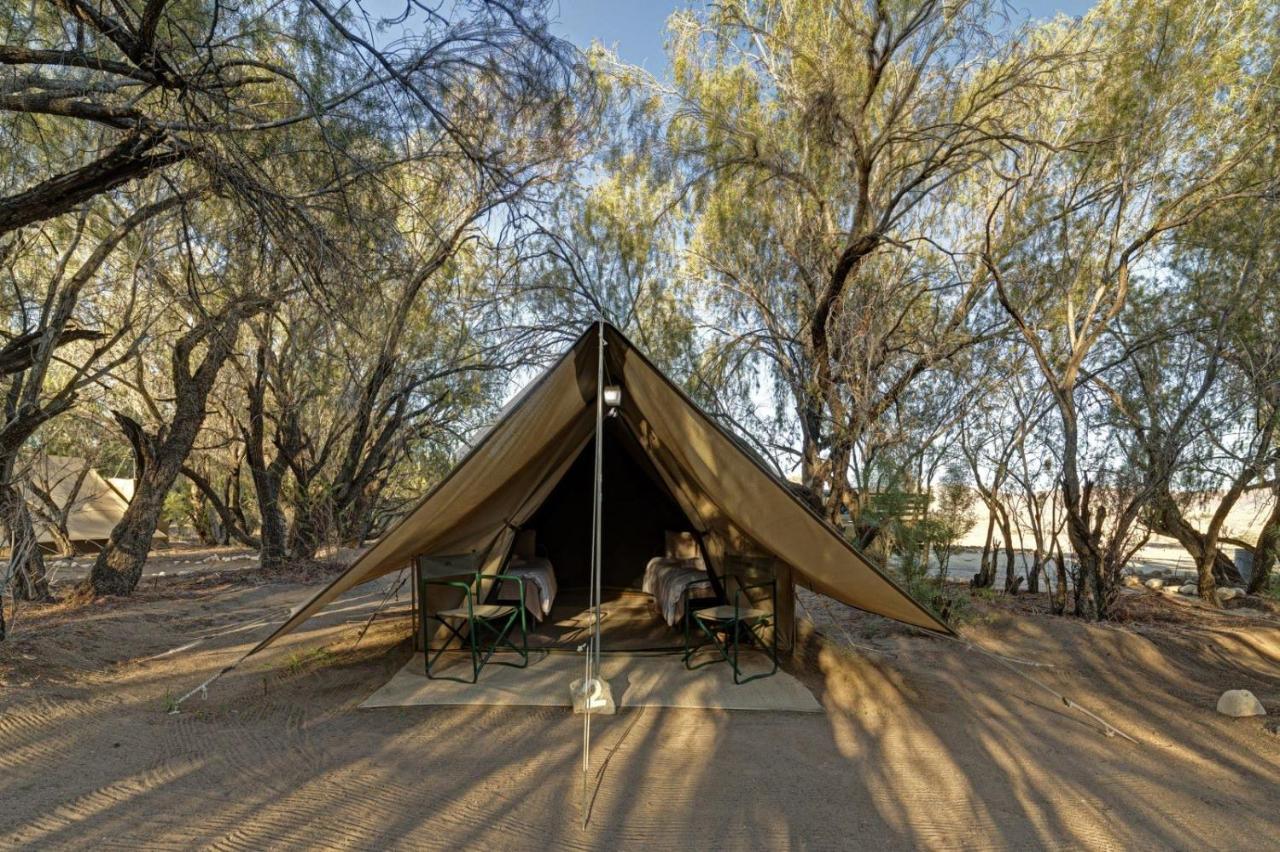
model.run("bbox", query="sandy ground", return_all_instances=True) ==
[2,551,1279,850]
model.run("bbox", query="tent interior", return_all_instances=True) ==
[505,415,722,651]
[528,417,688,591]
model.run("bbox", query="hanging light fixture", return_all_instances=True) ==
[602,385,622,408]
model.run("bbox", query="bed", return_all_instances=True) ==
[643,552,717,627]
[502,557,558,623]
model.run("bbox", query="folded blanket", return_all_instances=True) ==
[503,558,558,622]
[643,557,714,626]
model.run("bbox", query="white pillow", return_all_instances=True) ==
[664,530,698,560]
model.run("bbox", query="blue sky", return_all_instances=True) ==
[358,1,1100,69]
[549,0,1099,70]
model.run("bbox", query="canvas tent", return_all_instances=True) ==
[26,455,166,552]
[245,323,950,661]
[105,477,135,503]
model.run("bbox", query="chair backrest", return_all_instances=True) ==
[720,554,777,603]
[416,553,483,579]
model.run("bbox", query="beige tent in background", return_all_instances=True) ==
[245,323,951,661]
[27,455,166,553]
[105,477,136,504]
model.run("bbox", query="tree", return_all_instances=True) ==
[0,190,184,626]
[71,0,594,592]
[984,0,1277,616]
[86,209,273,594]
[664,0,1072,520]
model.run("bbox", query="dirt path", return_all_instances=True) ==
[2,570,1278,850]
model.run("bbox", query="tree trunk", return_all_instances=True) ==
[998,508,1020,594]
[190,486,216,545]
[286,501,323,563]
[88,459,173,594]
[0,480,51,602]
[1059,407,1115,620]
[1246,496,1279,595]
[181,465,259,548]
[88,301,264,595]
[972,512,997,589]
[246,453,288,571]
[1148,497,1243,586]
[1195,550,1219,605]
[240,344,293,572]
[1248,532,1277,595]
[1026,554,1041,595]
[1049,539,1068,615]
[87,408,199,595]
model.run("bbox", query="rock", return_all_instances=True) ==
[1143,578,1164,590]
[1217,689,1266,717]
[1179,584,1198,596]
[1265,720,1280,737]
[1215,587,1242,602]
[1121,575,1142,588]
[1140,570,1165,581]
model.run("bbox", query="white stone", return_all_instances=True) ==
[1217,690,1266,717]
[1122,575,1142,588]
[1216,587,1241,602]
[1179,584,1199,596]
[1143,578,1164,590]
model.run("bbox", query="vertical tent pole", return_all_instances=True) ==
[593,323,605,711]
[581,319,605,823]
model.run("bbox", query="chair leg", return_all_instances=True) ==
[501,606,528,668]
[732,619,780,685]
[426,617,479,684]
[682,608,693,667]
[685,617,731,671]
[469,614,482,683]
[486,610,529,670]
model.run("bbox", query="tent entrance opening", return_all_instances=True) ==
[515,418,698,652]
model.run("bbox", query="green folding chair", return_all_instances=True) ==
[683,557,779,684]
[418,554,528,684]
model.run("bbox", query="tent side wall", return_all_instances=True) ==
[608,326,951,636]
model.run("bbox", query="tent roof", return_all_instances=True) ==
[106,477,135,503]
[27,455,153,543]
[247,323,950,658]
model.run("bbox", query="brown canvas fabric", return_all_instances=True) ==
[245,323,950,661]
[609,326,950,635]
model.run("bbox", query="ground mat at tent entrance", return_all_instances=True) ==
[526,589,704,652]
[361,651,822,712]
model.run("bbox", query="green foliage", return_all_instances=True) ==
[283,647,335,676]
[881,477,976,626]
[1262,577,1280,604]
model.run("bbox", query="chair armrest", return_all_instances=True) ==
[477,573,527,631]
[489,574,526,606]
[421,577,477,616]
[733,578,776,618]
